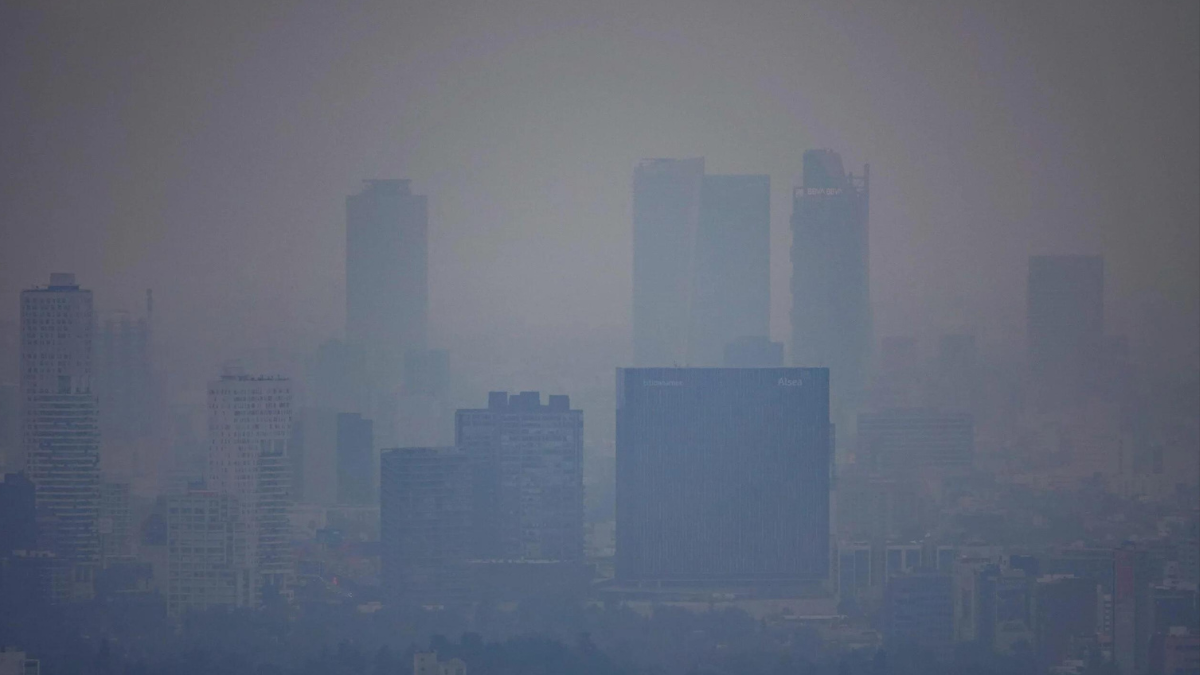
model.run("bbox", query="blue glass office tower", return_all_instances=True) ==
[616,368,831,586]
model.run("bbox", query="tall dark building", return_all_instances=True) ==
[616,368,831,586]
[20,273,100,566]
[380,447,472,606]
[790,150,870,415]
[336,413,374,506]
[1027,255,1104,380]
[689,174,770,366]
[632,158,704,367]
[345,180,428,387]
[456,392,583,562]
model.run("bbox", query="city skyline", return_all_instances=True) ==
[0,2,1196,674]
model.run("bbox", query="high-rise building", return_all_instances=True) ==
[632,158,705,367]
[165,490,251,616]
[310,339,369,415]
[380,447,472,607]
[206,373,293,601]
[790,150,871,414]
[689,174,770,366]
[1027,255,1104,382]
[456,392,583,563]
[345,180,428,388]
[857,408,974,471]
[336,412,374,506]
[288,407,338,506]
[20,274,100,567]
[93,292,156,445]
[632,160,772,368]
[616,368,831,586]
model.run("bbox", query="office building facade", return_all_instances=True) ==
[20,274,100,566]
[206,373,293,601]
[790,150,871,413]
[456,392,583,562]
[380,447,472,606]
[632,160,772,368]
[689,174,770,366]
[632,158,705,367]
[345,180,428,388]
[165,490,251,616]
[616,368,831,585]
[336,412,374,506]
[857,408,974,470]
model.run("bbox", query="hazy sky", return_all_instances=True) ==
[2,0,1197,395]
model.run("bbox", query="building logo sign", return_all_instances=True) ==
[778,377,803,387]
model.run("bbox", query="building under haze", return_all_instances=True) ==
[689,174,771,366]
[20,274,101,571]
[857,408,974,471]
[456,392,584,563]
[380,447,472,607]
[165,490,250,616]
[345,180,428,389]
[632,160,772,368]
[205,373,293,603]
[632,158,705,367]
[336,412,374,506]
[790,150,871,415]
[94,293,156,445]
[1027,255,1104,386]
[616,368,831,588]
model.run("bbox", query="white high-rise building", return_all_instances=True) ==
[20,273,100,569]
[205,372,293,603]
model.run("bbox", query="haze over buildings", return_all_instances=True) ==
[0,1,1196,673]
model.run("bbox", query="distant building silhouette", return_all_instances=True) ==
[456,392,583,563]
[632,161,772,367]
[380,447,472,607]
[288,408,338,506]
[345,180,429,388]
[790,150,871,416]
[616,368,831,587]
[690,174,770,365]
[632,159,704,366]
[857,408,974,471]
[336,412,374,506]
[20,274,101,572]
[94,292,156,444]
[1027,255,1104,384]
